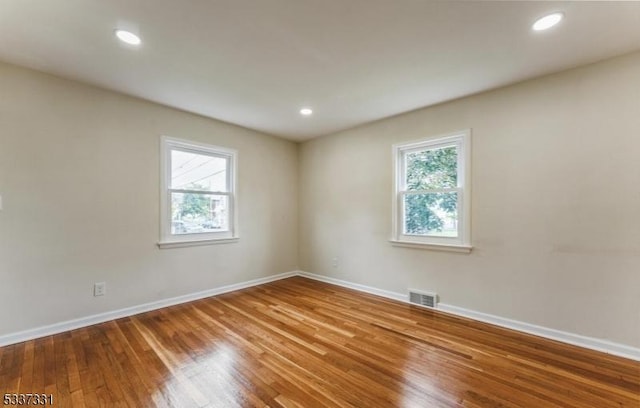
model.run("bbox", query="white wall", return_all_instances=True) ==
[0,62,298,336]
[299,52,640,348]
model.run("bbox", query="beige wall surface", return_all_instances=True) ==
[299,52,640,348]
[0,62,298,336]
[2,52,639,349]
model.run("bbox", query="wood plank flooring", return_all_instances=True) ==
[1,276,638,407]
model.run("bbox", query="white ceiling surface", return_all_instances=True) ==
[1,1,639,141]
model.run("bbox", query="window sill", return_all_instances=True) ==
[157,237,239,249]
[389,240,472,253]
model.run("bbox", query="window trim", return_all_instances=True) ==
[158,136,238,249]
[391,129,472,252]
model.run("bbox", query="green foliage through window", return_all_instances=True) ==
[404,146,458,236]
[179,193,211,219]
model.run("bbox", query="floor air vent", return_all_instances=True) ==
[409,289,438,308]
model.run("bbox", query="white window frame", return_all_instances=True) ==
[391,129,471,253]
[158,136,238,249]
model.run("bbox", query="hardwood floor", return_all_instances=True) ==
[1,277,638,407]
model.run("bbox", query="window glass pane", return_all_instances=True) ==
[405,146,457,190]
[403,192,458,237]
[171,150,227,192]
[171,192,229,234]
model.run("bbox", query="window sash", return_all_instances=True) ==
[399,190,462,238]
[400,188,460,195]
[169,146,232,193]
[168,188,232,196]
[168,191,233,235]
[400,141,462,192]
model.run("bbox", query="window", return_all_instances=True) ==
[392,130,471,252]
[159,137,237,248]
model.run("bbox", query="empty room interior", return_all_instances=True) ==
[1,1,639,407]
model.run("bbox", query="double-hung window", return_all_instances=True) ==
[159,137,237,248]
[392,130,471,252]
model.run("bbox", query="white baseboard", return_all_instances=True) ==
[0,271,298,347]
[298,271,640,361]
[298,271,407,302]
[436,303,640,361]
[3,270,639,362]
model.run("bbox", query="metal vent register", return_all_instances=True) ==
[409,290,438,308]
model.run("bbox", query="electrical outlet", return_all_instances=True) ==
[94,282,106,297]
[331,257,339,268]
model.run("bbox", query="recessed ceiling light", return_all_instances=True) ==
[115,29,142,45]
[532,12,564,31]
[300,108,313,116]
